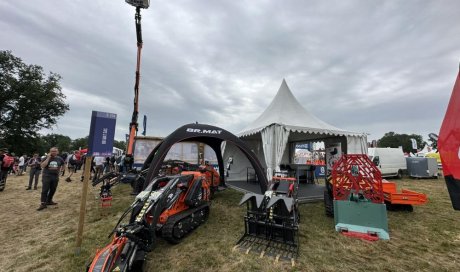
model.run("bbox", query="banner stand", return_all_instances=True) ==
[74,110,117,255]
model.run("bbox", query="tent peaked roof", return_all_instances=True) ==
[238,79,363,137]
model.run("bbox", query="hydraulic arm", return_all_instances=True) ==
[127,7,144,156]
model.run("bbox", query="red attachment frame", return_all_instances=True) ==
[340,230,379,241]
[272,176,296,196]
[331,154,384,204]
[101,196,113,208]
[272,177,296,182]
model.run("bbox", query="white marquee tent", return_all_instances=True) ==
[224,79,367,181]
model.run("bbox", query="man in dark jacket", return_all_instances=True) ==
[37,147,64,211]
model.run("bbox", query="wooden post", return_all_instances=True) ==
[75,155,93,254]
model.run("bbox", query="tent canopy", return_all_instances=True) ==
[226,80,367,181]
[238,79,364,138]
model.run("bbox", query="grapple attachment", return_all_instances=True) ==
[235,177,299,264]
[238,193,265,208]
[266,196,294,213]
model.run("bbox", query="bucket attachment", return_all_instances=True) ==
[236,177,299,264]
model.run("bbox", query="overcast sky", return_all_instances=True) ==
[1,0,459,142]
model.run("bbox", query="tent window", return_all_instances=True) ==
[133,138,162,166]
[204,144,218,165]
[165,142,199,164]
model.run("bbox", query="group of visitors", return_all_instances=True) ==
[0,153,30,177]
[0,147,65,210]
[0,146,129,211]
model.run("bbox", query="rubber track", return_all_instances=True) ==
[162,203,210,244]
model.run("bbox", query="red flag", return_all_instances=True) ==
[439,66,460,210]
[439,69,460,177]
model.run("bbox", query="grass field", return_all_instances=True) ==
[0,172,459,271]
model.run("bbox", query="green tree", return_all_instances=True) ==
[378,132,426,153]
[114,140,127,151]
[0,50,69,155]
[26,136,48,156]
[41,134,72,153]
[7,136,47,157]
[69,136,126,153]
[70,136,89,151]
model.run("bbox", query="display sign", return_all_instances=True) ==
[295,143,310,150]
[87,111,117,157]
[293,142,312,164]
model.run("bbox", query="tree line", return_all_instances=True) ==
[375,132,432,153]
[1,50,126,156]
[1,132,127,157]
[14,134,127,156]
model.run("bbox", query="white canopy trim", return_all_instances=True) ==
[274,125,290,172]
[261,127,274,182]
[347,135,368,154]
[239,124,365,138]
[261,125,290,181]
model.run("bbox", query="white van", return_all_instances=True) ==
[368,147,406,178]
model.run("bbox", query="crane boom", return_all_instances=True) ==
[127,7,144,156]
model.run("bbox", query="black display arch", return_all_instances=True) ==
[142,123,268,193]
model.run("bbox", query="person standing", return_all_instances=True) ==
[0,148,14,191]
[75,151,82,170]
[105,156,110,173]
[12,156,19,175]
[59,152,67,177]
[110,155,116,172]
[26,153,41,190]
[119,153,126,173]
[37,147,64,211]
[18,154,26,176]
[65,151,78,182]
[93,156,105,182]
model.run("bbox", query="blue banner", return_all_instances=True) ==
[315,165,326,177]
[88,111,117,156]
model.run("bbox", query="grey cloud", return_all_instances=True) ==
[2,0,459,143]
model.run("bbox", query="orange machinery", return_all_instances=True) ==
[382,180,427,210]
[87,168,216,271]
